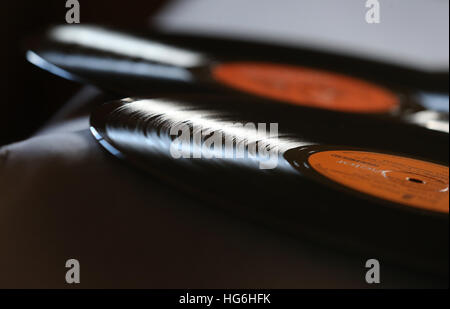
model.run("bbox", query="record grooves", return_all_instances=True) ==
[90,96,449,275]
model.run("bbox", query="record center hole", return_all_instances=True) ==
[407,177,425,184]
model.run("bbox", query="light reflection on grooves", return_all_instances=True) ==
[92,98,314,172]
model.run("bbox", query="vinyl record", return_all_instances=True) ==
[28,24,449,133]
[90,96,449,274]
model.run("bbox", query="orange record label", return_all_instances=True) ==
[308,150,449,213]
[213,62,399,113]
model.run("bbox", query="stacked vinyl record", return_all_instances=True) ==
[27,24,449,274]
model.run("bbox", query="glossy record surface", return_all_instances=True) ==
[90,96,449,273]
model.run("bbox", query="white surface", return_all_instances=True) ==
[154,0,449,72]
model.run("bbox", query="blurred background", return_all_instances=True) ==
[0,0,168,146]
[1,0,448,146]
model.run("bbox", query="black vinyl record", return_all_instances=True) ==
[90,96,449,274]
[27,24,449,133]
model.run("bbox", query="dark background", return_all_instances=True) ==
[1,0,168,146]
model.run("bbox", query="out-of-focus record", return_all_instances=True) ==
[90,96,449,274]
[28,24,449,133]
